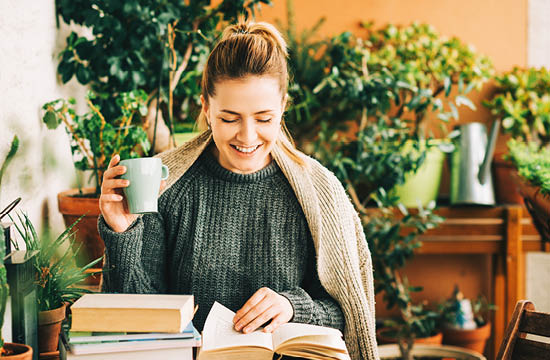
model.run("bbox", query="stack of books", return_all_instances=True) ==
[60,294,199,360]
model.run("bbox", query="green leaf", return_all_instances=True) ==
[456,95,476,110]
[43,110,60,129]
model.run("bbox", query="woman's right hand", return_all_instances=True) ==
[99,154,137,233]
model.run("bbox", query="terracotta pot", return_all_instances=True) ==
[512,172,550,242]
[38,303,66,354]
[57,188,103,285]
[443,322,491,354]
[493,153,523,204]
[1,343,33,359]
[377,328,443,345]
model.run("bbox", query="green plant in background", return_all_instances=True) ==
[484,67,550,145]
[0,135,19,354]
[438,286,496,329]
[42,90,150,196]
[11,212,102,311]
[55,0,272,151]
[507,139,550,196]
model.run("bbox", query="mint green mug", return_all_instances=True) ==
[119,158,169,214]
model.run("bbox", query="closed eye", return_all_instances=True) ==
[257,119,272,123]
[221,118,238,123]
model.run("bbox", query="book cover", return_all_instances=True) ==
[69,321,195,344]
[198,302,350,360]
[70,293,194,333]
[65,326,201,355]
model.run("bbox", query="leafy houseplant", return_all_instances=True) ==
[54,0,272,153]
[42,90,149,274]
[42,90,150,197]
[11,212,102,355]
[484,67,550,204]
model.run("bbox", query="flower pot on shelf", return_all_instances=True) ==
[378,344,486,360]
[1,343,33,359]
[443,322,491,354]
[38,303,66,355]
[393,145,445,208]
[492,152,523,204]
[57,188,103,285]
[512,172,550,242]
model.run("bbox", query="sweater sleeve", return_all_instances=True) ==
[279,238,345,332]
[98,210,168,294]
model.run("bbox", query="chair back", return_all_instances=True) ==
[497,300,550,360]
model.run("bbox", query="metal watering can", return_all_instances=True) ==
[450,121,501,205]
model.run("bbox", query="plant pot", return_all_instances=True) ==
[1,343,33,359]
[378,344,486,360]
[38,303,66,354]
[393,145,445,207]
[492,152,523,204]
[442,322,491,354]
[377,328,443,345]
[512,172,550,242]
[57,188,103,285]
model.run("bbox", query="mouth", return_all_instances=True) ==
[231,144,261,155]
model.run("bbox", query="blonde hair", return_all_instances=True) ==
[197,20,305,166]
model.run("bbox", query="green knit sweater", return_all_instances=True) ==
[99,149,344,331]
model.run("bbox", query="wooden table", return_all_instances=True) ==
[414,205,544,357]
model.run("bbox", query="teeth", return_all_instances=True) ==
[234,145,259,153]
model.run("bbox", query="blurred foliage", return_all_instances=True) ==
[438,286,496,329]
[507,139,550,196]
[42,90,150,196]
[484,67,550,145]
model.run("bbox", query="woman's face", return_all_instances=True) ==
[201,76,285,174]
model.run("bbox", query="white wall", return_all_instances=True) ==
[0,0,87,238]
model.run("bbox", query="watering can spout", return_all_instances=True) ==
[478,120,500,185]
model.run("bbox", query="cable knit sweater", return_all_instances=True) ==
[99,149,345,332]
[154,131,379,360]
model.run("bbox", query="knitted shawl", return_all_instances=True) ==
[158,131,379,360]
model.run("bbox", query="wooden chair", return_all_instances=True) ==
[497,300,550,359]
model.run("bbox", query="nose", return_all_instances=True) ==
[237,118,257,143]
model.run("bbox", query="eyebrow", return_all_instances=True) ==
[220,109,275,115]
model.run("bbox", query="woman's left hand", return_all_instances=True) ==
[233,287,294,334]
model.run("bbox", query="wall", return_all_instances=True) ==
[0,0,86,239]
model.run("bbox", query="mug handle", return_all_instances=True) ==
[161,165,169,180]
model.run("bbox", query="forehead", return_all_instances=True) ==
[209,76,283,112]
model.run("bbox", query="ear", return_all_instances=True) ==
[200,95,210,126]
[281,93,288,112]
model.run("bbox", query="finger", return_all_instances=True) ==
[235,297,272,332]
[108,154,120,169]
[264,313,287,333]
[100,193,124,202]
[102,179,130,191]
[103,165,127,180]
[242,305,277,334]
[160,180,167,192]
[234,288,270,323]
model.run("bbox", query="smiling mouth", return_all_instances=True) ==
[231,144,261,154]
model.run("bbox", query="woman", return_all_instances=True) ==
[98,20,378,360]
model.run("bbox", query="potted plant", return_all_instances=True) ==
[10,212,102,357]
[484,67,550,204]
[54,0,272,153]
[42,90,149,276]
[438,286,495,354]
[506,139,550,241]
[0,136,33,359]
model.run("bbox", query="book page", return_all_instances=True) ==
[201,302,273,352]
[272,322,344,349]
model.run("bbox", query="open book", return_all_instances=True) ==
[197,302,350,360]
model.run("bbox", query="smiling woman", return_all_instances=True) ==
[97,19,378,360]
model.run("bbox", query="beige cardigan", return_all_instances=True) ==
[158,131,379,360]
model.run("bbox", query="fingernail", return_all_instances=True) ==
[264,326,271,332]
[243,327,249,333]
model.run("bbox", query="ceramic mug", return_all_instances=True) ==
[119,158,169,214]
